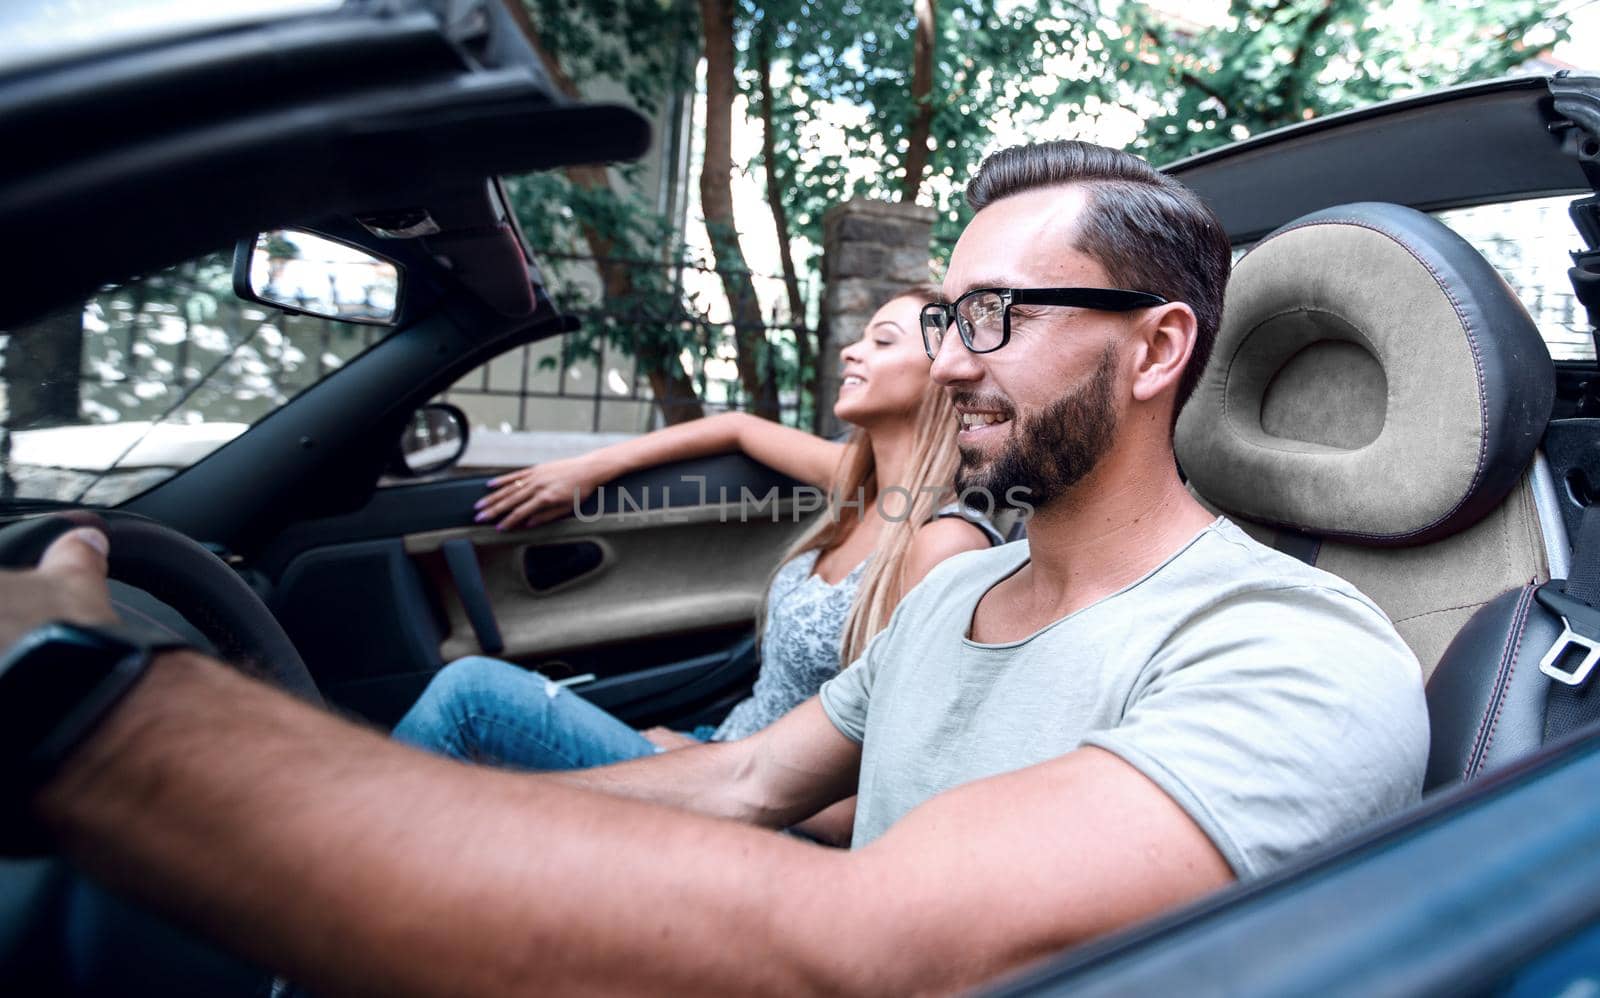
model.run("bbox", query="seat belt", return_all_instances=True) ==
[1273,528,1322,566]
[1538,502,1600,739]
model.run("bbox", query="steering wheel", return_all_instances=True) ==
[0,510,319,995]
[0,510,321,704]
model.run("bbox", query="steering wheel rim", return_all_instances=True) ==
[0,511,305,994]
[0,511,322,705]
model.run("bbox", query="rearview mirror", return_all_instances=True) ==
[233,228,402,325]
[395,403,471,477]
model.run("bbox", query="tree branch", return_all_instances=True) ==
[1137,17,1233,114]
[698,0,781,419]
[504,1,706,424]
[900,0,937,202]
[758,23,813,414]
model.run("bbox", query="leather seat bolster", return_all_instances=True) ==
[1281,205,1555,540]
[1176,202,1553,546]
[1424,585,1557,791]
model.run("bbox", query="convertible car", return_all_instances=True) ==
[3,0,1600,994]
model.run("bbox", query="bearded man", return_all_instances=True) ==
[4,141,1427,996]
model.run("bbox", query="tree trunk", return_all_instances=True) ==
[569,166,705,426]
[507,1,705,425]
[3,307,83,430]
[699,0,781,420]
[900,0,937,202]
[587,242,704,426]
[757,24,814,426]
[643,366,704,425]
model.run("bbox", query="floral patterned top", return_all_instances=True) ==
[711,504,1002,741]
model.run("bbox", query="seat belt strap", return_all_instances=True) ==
[1273,528,1322,566]
[1540,502,1600,739]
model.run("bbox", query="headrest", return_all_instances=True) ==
[1175,202,1554,547]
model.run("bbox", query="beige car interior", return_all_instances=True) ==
[405,499,816,678]
[1174,201,1567,790]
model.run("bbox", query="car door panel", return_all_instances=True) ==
[263,454,817,728]
[405,502,811,667]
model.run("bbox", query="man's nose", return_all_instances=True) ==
[929,333,982,386]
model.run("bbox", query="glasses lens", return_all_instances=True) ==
[920,306,949,357]
[959,292,1007,352]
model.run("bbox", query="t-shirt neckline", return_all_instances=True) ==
[960,517,1227,650]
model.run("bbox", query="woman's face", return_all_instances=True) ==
[832,294,933,428]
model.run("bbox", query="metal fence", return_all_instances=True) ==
[440,254,813,436]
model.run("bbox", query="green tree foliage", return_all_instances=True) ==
[1115,0,1571,164]
[505,0,1569,423]
[524,0,697,118]
[747,0,1107,262]
[508,0,710,423]
[741,0,1111,420]
[502,169,710,423]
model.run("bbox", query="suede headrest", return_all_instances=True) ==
[1175,202,1554,547]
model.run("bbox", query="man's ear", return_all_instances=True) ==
[1129,303,1198,404]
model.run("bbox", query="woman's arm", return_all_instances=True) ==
[898,517,993,599]
[790,796,857,847]
[478,412,847,529]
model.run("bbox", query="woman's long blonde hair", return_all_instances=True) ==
[758,286,964,667]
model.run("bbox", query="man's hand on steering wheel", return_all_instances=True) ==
[0,528,116,649]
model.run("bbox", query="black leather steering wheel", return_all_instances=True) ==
[0,510,312,995]
[0,511,321,705]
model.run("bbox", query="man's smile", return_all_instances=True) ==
[956,404,1012,439]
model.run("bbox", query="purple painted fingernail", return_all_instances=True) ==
[473,498,487,509]
[474,511,490,523]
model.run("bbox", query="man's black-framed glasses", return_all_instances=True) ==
[919,287,1169,360]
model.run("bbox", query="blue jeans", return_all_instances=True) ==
[392,656,710,771]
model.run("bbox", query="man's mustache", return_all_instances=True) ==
[949,391,1016,421]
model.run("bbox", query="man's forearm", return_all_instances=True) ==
[554,739,784,826]
[556,700,861,832]
[25,649,1229,998]
[34,652,856,997]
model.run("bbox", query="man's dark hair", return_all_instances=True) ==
[966,140,1232,417]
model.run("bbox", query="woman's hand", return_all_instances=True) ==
[640,726,701,752]
[475,455,609,531]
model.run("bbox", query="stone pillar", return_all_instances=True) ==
[817,198,937,436]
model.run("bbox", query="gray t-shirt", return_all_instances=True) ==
[818,518,1428,877]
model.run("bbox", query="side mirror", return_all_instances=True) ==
[395,403,470,477]
[233,229,402,325]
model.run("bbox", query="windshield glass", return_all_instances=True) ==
[0,248,394,508]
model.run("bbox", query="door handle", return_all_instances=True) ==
[522,540,604,591]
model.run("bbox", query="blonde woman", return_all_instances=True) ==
[393,288,1001,836]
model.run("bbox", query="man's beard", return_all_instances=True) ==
[955,346,1119,513]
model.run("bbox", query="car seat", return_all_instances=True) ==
[1172,202,1566,792]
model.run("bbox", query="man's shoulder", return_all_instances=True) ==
[1187,519,1393,623]
[1155,521,1422,693]
[1136,519,1421,690]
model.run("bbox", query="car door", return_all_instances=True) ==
[254,328,823,730]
